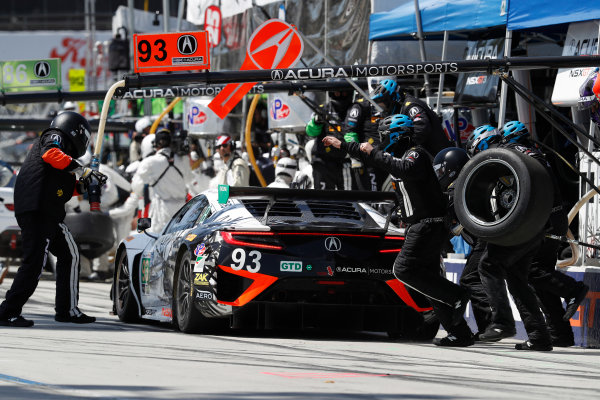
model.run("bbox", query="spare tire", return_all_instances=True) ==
[454,148,552,246]
[64,211,115,259]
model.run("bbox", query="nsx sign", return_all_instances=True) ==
[133,31,210,73]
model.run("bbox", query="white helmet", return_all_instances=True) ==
[135,116,153,133]
[140,134,155,158]
[275,157,297,185]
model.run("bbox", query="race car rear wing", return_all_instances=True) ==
[218,185,397,204]
[218,185,399,232]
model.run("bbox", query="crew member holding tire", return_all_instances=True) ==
[0,111,104,326]
[500,121,589,348]
[323,114,473,347]
[468,121,553,350]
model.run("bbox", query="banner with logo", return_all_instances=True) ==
[551,20,600,107]
[1,58,61,92]
[209,18,303,119]
[454,37,505,105]
[267,93,313,132]
[184,97,226,136]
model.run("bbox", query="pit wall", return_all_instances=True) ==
[444,259,600,348]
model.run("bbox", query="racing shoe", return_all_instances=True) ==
[451,290,471,325]
[478,325,516,342]
[433,334,474,347]
[551,336,575,348]
[55,313,96,324]
[515,340,553,351]
[563,283,589,321]
[0,316,34,327]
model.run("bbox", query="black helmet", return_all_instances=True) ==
[49,111,91,158]
[433,147,470,189]
[154,128,172,148]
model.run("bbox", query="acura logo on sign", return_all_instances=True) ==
[271,70,283,80]
[324,237,341,252]
[34,61,50,78]
[177,35,197,55]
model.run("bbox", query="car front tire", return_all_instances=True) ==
[115,250,139,322]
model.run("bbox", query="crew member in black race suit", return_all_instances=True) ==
[0,111,105,327]
[324,114,473,347]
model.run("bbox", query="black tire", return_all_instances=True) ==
[114,250,139,322]
[173,251,204,333]
[454,148,553,246]
[64,212,115,259]
[389,310,440,341]
[411,310,440,341]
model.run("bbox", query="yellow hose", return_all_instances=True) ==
[245,94,267,187]
[150,97,182,134]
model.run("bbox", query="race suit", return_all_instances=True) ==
[344,99,388,190]
[341,141,472,340]
[306,102,352,190]
[214,153,250,188]
[132,148,193,233]
[0,129,87,319]
[478,143,553,345]
[503,142,585,343]
[398,95,452,156]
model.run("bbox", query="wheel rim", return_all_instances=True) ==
[176,256,193,322]
[461,159,521,227]
[116,254,130,314]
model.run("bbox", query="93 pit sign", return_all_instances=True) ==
[133,31,210,73]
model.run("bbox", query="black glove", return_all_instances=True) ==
[313,112,324,125]
[75,178,89,194]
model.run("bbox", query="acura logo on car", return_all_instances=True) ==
[34,61,50,78]
[271,70,283,80]
[177,35,197,55]
[325,237,341,252]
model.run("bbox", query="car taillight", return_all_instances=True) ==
[220,231,283,250]
[4,203,14,211]
[379,235,404,253]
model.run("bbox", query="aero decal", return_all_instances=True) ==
[209,19,303,119]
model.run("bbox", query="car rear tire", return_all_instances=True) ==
[454,148,553,246]
[173,251,204,333]
[115,250,139,322]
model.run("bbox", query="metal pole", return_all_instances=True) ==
[176,0,186,32]
[84,0,90,109]
[497,29,512,128]
[414,0,431,97]
[163,0,170,32]
[90,0,97,91]
[435,30,449,114]
[127,0,135,73]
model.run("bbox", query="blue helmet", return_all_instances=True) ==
[378,114,414,155]
[501,120,529,143]
[371,79,401,112]
[467,125,501,156]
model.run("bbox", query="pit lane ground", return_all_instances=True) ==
[0,274,598,400]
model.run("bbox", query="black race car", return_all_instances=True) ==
[112,186,438,339]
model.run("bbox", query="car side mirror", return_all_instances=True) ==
[137,217,152,232]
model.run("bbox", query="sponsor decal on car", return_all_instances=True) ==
[194,243,206,256]
[142,257,150,294]
[185,234,197,241]
[162,307,172,318]
[280,261,302,272]
[369,268,393,275]
[195,290,214,300]
[194,255,205,272]
[194,273,209,286]
[336,267,367,274]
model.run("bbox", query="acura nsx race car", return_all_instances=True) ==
[112,186,439,339]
